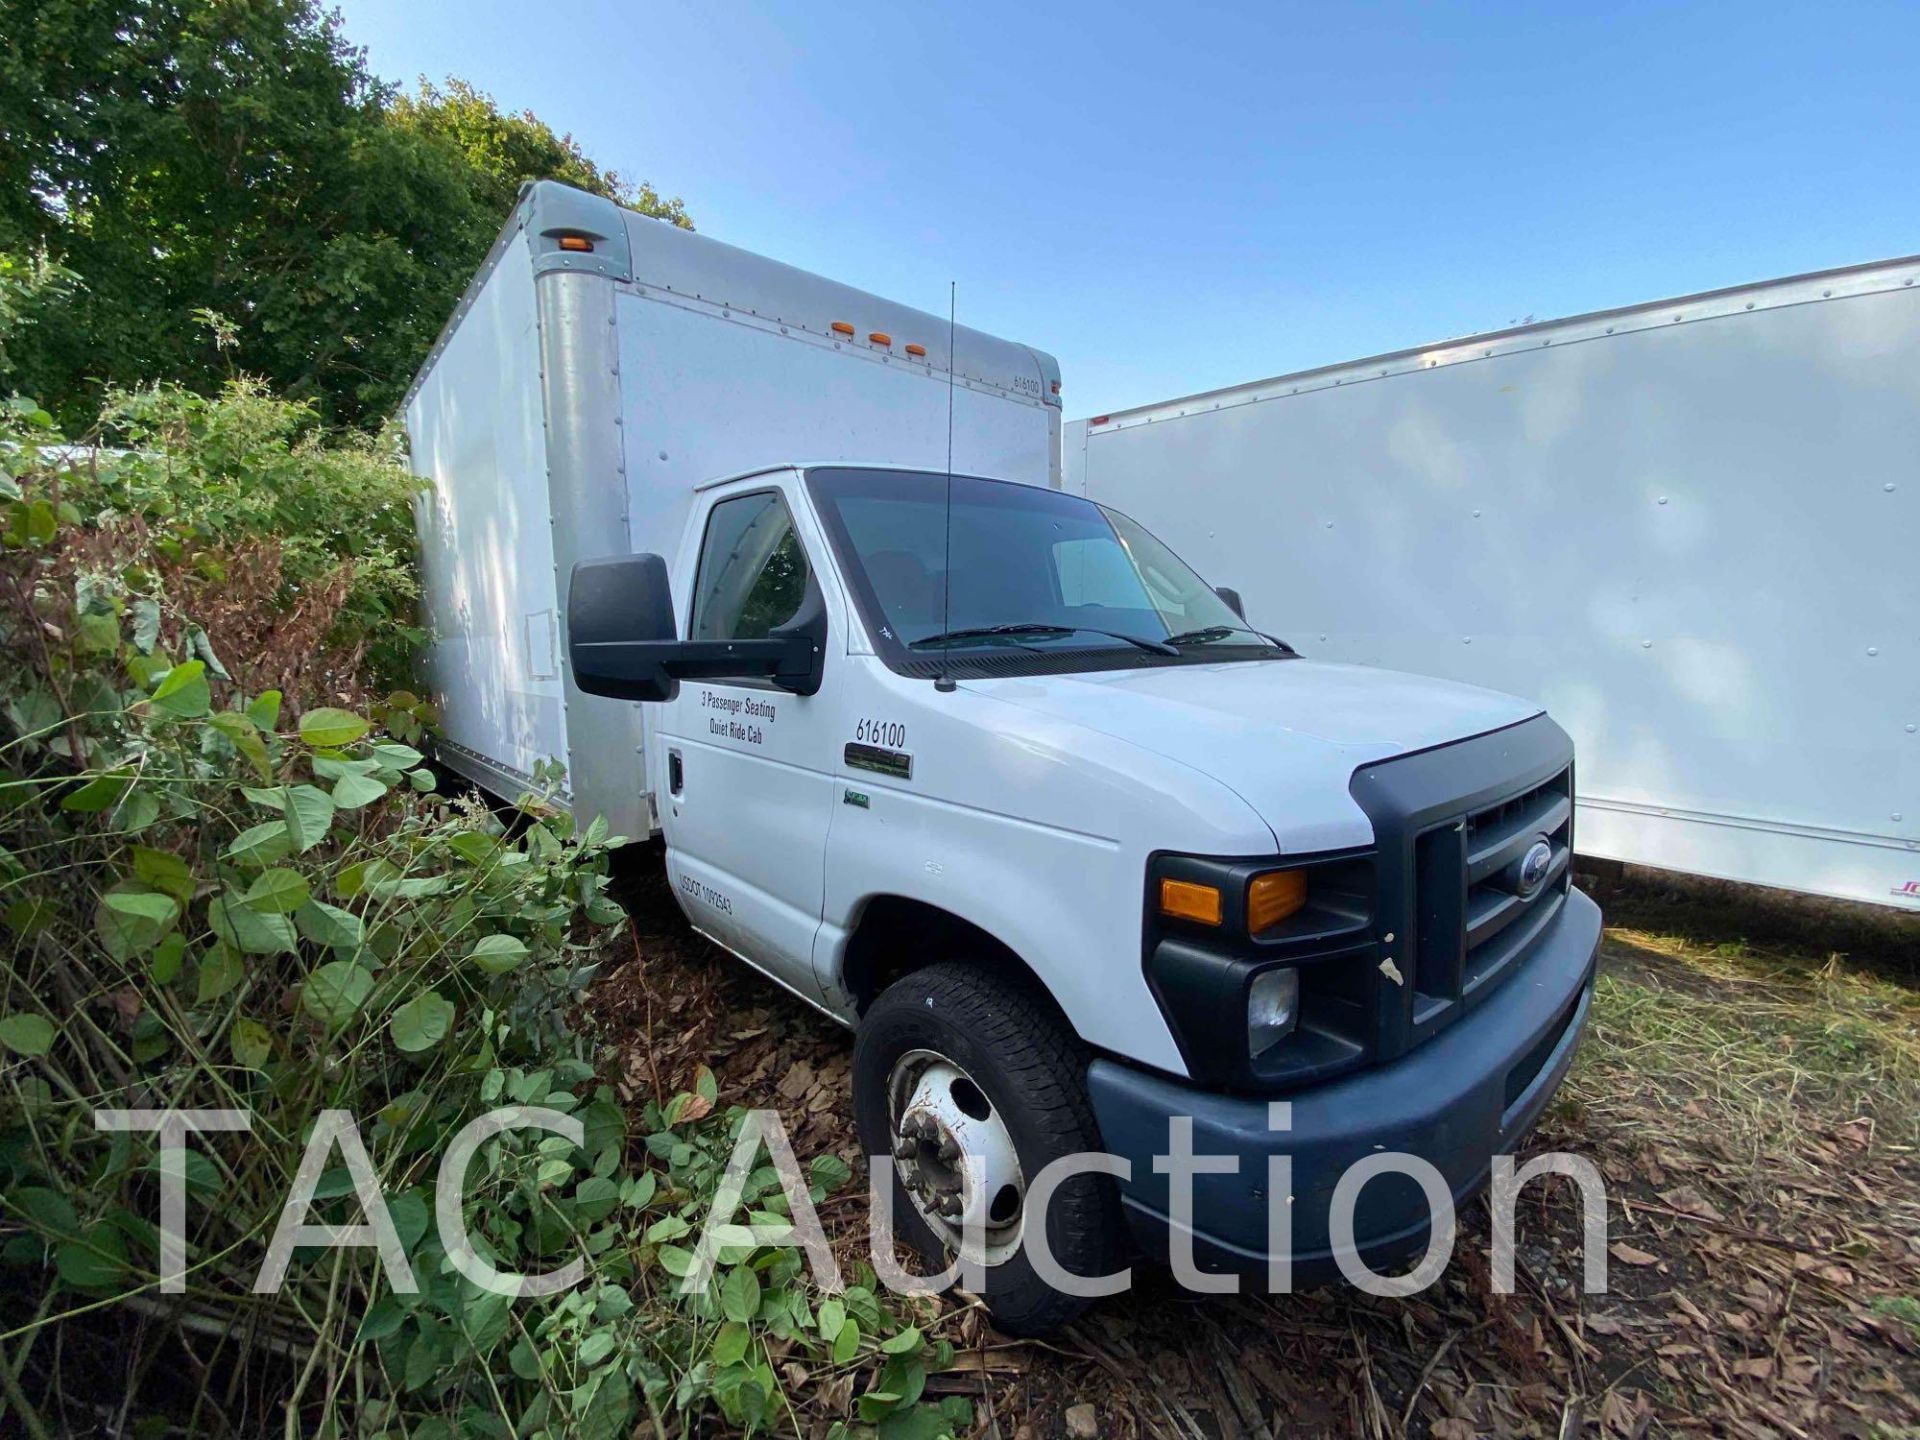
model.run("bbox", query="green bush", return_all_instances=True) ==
[0,396,967,1437]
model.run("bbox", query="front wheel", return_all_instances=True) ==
[852,963,1123,1336]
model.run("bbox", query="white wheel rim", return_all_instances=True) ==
[886,1048,1028,1266]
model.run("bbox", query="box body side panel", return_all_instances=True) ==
[407,231,568,798]
[614,288,1055,614]
[1080,285,1920,907]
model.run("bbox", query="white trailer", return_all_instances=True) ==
[403,181,1061,839]
[1068,259,1920,910]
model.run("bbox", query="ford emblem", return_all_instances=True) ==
[1515,839,1554,898]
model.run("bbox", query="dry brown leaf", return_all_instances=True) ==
[1610,1242,1660,1266]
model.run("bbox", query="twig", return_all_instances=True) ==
[1399,1330,1457,1434]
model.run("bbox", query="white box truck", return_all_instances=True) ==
[405,181,1601,1332]
[1067,260,1920,911]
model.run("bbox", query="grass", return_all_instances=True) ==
[1574,927,1920,1151]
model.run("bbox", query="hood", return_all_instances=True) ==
[964,659,1541,852]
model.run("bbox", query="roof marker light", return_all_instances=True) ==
[905,343,928,357]
[869,332,892,346]
[556,235,594,253]
[831,321,856,336]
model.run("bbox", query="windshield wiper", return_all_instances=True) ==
[1163,624,1297,654]
[909,623,1178,657]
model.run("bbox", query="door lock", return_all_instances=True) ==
[667,749,684,796]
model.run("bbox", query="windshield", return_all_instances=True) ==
[805,468,1287,674]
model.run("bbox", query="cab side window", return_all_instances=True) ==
[690,491,810,641]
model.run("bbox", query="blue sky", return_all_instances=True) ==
[337,0,1920,419]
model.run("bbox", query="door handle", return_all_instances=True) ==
[667,748,684,796]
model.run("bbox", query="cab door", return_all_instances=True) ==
[655,480,838,1004]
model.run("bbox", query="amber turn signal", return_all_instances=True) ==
[556,235,594,253]
[1160,878,1223,926]
[1247,870,1309,931]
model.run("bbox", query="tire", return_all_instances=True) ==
[852,962,1123,1336]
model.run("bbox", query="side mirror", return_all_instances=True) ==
[567,554,825,703]
[1214,585,1246,620]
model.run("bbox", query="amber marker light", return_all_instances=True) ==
[556,235,594,252]
[1247,870,1309,931]
[1160,878,1223,926]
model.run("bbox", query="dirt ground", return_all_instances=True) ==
[590,851,1920,1439]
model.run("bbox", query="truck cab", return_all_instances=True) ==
[568,461,1601,1333]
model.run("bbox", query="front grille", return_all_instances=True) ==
[1410,769,1573,1037]
[1349,714,1577,1062]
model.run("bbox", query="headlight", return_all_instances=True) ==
[1247,967,1300,1057]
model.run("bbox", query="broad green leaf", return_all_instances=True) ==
[208,890,296,955]
[76,610,120,654]
[335,858,397,898]
[0,1013,56,1056]
[461,1290,511,1351]
[2,898,55,936]
[880,1326,923,1356]
[389,1191,430,1252]
[447,831,500,865]
[312,755,382,781]
[645,1214,690,1243]
[207,711,270,780]
[390,991,455,1053]
[302,961,373,1026]
[130,598,161,653]
[150,933,186,984]
[578,1330,619,1368]
[574,1176,620,1224]
[283,784,335,852]
[60,771,133,813]
[811,1153,853,1194]
[150,660,210,718]
[294,899,363,951]
[720,1262,761,1323]
[241,868,310,915]
[856,1392,902,1424]
[55,1225,129,1291]
[371,741,424,770]
[468,933,528,975]
[230,1016,272,1069]
[225,820,292,868]
[656,1244,695,1278]
[831,1316,860,1364]
[95,887,180,959]
[115,787,160,834]
[195,947,244,1005]
[299,707,369,749]
[407,767,436,792]
[711,1323,750,1368]
[357,1295,406,1344]
[245,690,282,732]
[131,845,194,903]
[816,1297,846,1341]
[330,771,389,810]
[11,1186,78,1237]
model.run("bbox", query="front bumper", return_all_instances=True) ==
[1087,886,1601,1281]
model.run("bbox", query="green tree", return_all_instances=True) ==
[392,77,691,229]
[0,1,689,429]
